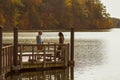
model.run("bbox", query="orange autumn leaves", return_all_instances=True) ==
[0,0,113,30]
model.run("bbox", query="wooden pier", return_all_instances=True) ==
[18,43,70,69]
[0,27,74,79]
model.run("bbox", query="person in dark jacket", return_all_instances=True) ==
[56,32,64,59]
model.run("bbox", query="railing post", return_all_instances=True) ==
[0,26,3,79]
[70,28,75,65]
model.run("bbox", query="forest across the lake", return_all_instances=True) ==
[0,0,115,31]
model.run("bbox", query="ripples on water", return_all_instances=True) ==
[4,28,120,80]
[75,39,105,68]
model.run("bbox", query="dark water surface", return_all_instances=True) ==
[3,28,120,80]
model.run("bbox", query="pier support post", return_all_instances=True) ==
[70,66,74,80]
[70,28,75,66]
[0,26,3,79]
[14,27,18,66]
[0,26,5,80]
[12,27,20,71]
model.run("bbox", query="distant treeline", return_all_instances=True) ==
[112,18,120,28]
[0,0,113,31]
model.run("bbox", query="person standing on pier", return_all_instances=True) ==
[56,32,64,59]
[36,31,43,60]
[36,31,43,45]
[58,32,64,44]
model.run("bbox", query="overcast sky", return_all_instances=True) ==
[100,0,120,19]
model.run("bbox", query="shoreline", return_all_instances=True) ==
[3,28,117,32]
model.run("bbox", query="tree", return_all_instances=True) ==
[0,0,113,30]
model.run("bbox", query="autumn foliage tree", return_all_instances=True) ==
[0,0,113,30]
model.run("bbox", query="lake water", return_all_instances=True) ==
[3,28,120,80]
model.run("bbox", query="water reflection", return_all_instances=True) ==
[75,39,105,69]
[6,67,74,80]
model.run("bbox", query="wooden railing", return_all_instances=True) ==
[0,43,70,78]
[18,43,70,69]
[1,45,13,74]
